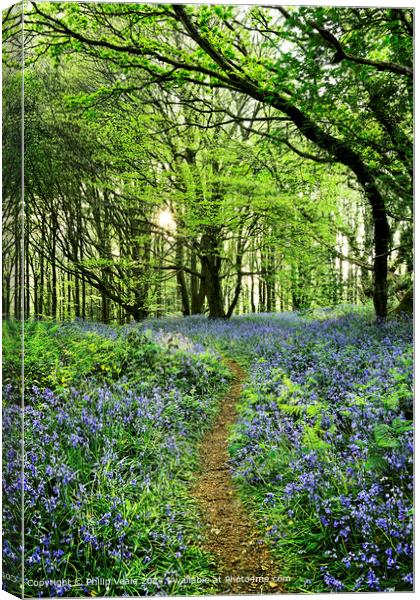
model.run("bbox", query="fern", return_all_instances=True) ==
[276,403,305,418]
[373,424,399,449]
[302,426,329,451]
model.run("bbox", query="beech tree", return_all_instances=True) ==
[2,3,413,321]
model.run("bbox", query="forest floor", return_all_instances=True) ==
[192,359,283,594]
[3,310,412,596]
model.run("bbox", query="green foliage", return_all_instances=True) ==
[3,319,230,596]
[18,321,126,392]
[3,3,413,324]
[219,310,413,592]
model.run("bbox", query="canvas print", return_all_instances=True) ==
[2,2,413,597]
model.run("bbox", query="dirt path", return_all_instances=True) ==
[192,359,283,595]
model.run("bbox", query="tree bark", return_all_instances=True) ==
[200,229,225,318]
[50,216,58,320]
[226,235,244,318]
[176,239,190,316]
[190,250,205,314]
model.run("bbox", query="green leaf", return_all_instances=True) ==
[373,424,399,449]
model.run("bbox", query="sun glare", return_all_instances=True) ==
[158,209,176,231]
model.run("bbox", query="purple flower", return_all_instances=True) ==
[324,572,344,591]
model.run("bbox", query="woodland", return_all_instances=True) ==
[2,3,413,322]
[1,3,414,598]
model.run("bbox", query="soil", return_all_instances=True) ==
[192,359,284,595]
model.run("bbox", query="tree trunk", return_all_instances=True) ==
[265,246,275,313]
[3,273,11,318]
[200,228,226,318]
[74,273,80,318]
[39,223,45,318]
[202,260,225,318]
[392,285,413,315]
[175,239,190,316]
[101,290,110,323]
[226,233,244,318]
[81,276,86,319]
[190,250,205,314]
[372,211,390,320]
[130,217,150,321]
[51,222,57,320]
[250,268,256,313]
[67,272,72,317]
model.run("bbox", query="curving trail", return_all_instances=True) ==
[192,359,283,595]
